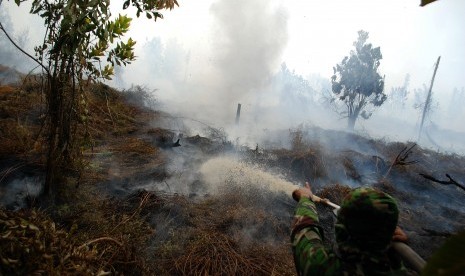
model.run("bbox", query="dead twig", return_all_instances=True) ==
[78,237,124,249]
[0,162,28,184]
[419,173,465,192]
[384,144,418,178]
[110,192,151,233]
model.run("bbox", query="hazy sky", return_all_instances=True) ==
[3,0,464,93]
[119,0,465,91]
[123,0,465,138]
[2,0,465,152]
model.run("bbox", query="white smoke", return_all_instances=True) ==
[208,0,289,106]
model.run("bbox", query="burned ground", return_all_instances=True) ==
[1,75,465,275]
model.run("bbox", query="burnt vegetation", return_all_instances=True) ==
[1,71,465,274]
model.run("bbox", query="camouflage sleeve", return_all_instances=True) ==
[291,197,339,276]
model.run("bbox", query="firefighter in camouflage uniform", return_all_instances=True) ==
[291,182,409,275]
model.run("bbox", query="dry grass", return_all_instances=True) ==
[112,137,158,155]
[1,208,96,275]
[319,183,352,205]
[0,78,167,274]
[19,189,163,275]
[0,77,152,157]
[342,157,362,181]
[373,178,397,195]
[172,230,293,276]
[0,120,35,155]
[0,205,153,275]
[17,188,295,275]
[272,148,326,180]
[8,74,459,275]
[148,191,295,276]
[0,83,43,157]
[0,76,296,275]
[146,127,176,148]
[0,85,16,95]
[86,83,141,138]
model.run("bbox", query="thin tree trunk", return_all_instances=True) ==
[44,77,60,196]
[418,56,440,141]
[43,73,66,197]
[348,115,357,130]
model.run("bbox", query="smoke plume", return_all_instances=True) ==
[209,0,289,107]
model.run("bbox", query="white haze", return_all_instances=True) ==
[1,0,465,153]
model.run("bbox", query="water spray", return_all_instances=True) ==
[200,156,425,273]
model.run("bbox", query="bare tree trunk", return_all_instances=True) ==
[43,69,71,198]
[348,105,362,130]
[235,103,241,125]
[43,75,62,197]
[348,115,357,130]
[418,56,440,141]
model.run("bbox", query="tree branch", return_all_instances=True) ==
[0,21,49,75]
[419,173,465,192]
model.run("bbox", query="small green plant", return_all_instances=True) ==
[2,0,178,199]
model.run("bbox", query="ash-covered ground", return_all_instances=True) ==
[1,79,464,274]
[99,115,465,263]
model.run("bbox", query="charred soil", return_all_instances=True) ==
[1,75,465,275]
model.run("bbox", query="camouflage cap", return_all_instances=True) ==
[336,187,399,251]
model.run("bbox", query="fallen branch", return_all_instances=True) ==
[419,173,465,192]
[421,228,452,238]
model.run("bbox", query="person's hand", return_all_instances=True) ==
[392,226,408,243]
[292,182,314,202]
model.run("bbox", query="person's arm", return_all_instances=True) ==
[291,183,339,275]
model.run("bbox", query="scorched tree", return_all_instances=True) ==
[331,30,386,130]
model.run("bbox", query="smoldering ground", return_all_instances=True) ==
[1,69,464,274]
[98,108,465,261]
[2,0,465,272]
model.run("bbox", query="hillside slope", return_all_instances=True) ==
[1,75,464,274]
